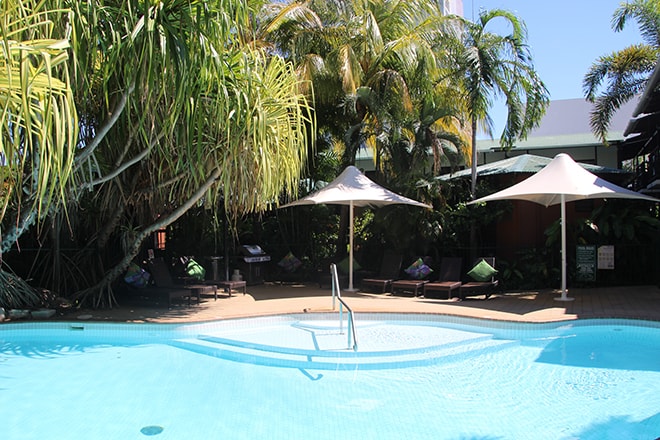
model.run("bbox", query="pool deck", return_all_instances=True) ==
[52,283,660,324]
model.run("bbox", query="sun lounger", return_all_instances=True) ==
[391,279,429,297]
[361,250,403,293]
[148,258,217,303]
[118,281,193,307]
[423,257,463,299]
[391,257,434,297]
[460,257,499,300]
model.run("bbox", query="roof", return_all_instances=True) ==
[477,97,639,153]
[620,58,660,161]
[437,153,631,181]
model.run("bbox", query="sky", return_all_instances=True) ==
[467,0,643,137]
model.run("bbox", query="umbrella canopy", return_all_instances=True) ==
[469,153,659,300]
[437,154,631,180]
[281,166,431,290]
[283,166,431,209]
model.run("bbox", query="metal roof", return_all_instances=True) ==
[477,97,639,153]
[620,58,660,161]
[436,153,630,180]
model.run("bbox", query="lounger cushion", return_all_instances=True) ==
[467,259,498,282]
[404,258,433,280]
[338,257,361,274]
[185,259,206,281]
[124,262,150,287]
[278,252,302,273]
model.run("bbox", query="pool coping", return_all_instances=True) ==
[2,283,660,325]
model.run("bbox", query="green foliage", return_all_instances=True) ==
[544,201,660,248]
[441,8,550,198]
[497,248,560,290]
[426,178,510,254]
[0,0,78,224]
[0,266,48,309]
[544,200,660,286]
[591,202,660,243]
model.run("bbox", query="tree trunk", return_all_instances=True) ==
[470,115,479,261]
[470,116,478,200]
[1,210,37,254]
[75,167,224,306]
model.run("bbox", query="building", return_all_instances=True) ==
[441,0,463,15]
[466,91,658,278]
[618,61,660,196]
[476,97,639,170]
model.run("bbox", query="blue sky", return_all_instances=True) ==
[469,0,643,137]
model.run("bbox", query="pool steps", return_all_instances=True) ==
[169,333,518,370]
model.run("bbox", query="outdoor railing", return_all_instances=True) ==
[330,263,358,351]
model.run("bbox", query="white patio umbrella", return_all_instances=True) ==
[469,153,659,301]
[281,166,432,290]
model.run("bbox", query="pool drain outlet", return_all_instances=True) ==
[140,425,164,436]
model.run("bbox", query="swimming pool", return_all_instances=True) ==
[1,313,659,439]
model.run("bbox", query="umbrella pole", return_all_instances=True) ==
[556,194,574,301]
[347,201,356,291]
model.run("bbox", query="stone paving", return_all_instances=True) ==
[54,282,660,324]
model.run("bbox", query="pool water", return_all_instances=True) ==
[1,314,659,439]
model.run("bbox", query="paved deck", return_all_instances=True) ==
[59,283,660,324]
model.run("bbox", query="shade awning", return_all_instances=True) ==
[437,154,630,181]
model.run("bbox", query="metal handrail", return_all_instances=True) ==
[330,263,358,351]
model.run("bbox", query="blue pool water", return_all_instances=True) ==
[1,313,659,439]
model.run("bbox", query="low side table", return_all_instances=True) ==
[215,280,247,298]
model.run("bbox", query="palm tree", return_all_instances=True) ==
[406,69,471,176]
[259,0,453,171]
[583,0,660,144]
[259,0,459,261]
[443,9,549,199]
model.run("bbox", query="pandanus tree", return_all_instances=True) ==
[583,0,660,143]
[1,0,314,307]
[0,0,78,227]
[0,0,79,306]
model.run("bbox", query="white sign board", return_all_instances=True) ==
[598,245,614,270]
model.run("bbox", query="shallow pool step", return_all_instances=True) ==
[169,335,518,370]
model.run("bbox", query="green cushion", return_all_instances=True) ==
[337,257,361,274]
[467,259,497,282]
[185,259,206,281]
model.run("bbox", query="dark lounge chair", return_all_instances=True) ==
[391,257,433,297]
[271,251,304,284]
[317,259,349,289]
[361,250,403,293]
[391,279,429,297]
[148,258,217,304]
[118,281,192,307]
[423,257,463,299]
[460,257,499,300]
